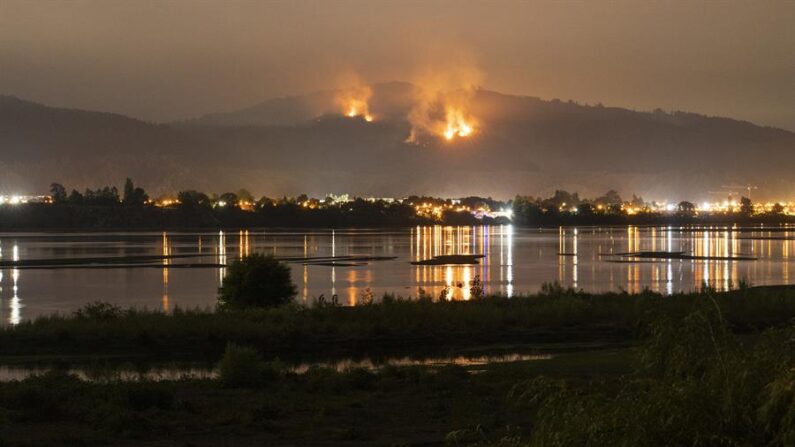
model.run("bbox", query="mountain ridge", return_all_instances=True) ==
[1,87,793,200]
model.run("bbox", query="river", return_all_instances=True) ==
[1,225,793,325]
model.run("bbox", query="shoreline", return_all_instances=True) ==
[1,220,795,233]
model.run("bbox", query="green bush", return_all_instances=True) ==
[218,253,297,310]
[217,343,268,387]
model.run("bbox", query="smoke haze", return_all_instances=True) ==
[1,1,793,130]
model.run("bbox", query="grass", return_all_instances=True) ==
[0,349,635,446]
[2,285,795,363]
[0,287,793,446]
[472,297,795,446]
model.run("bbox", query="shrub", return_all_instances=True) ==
[469,275,484,299]
[0,370,81,422]
[74,301,124,319]
[500,298,795,447]
[217,343,267,387]
[760,368,795,446]
[218,253,297,310]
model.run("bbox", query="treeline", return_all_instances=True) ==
[49,178,148,207]
[1,181,793,229]
[513,189,793,226]
[0,179,507,229]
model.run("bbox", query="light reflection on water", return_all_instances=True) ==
[2,225,795,325]
[0,353,552,382]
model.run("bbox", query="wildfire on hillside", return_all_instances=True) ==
[441,105,475,140]
[337,85,373,122]
[406,83,479,144]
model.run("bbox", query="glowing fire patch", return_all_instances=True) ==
[337,85,374,122]
[441,107,475,141]
[405,84,479,144]
[345,100,373,122]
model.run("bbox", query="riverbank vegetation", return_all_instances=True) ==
[2,284,795,362]
[0,287,793,446]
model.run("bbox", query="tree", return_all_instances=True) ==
[236,189,254,204]
[740,196,753,216]
[512,195,542,224]
[50,183,67,203]
[541,190,580,212]
[595,190,622,207]
[218,192,239,208]
[256,196,275,208]
[677,201,696,218]
[218,254,297,310]
[123,178,135,203]
[83,186,119,205]
[68,189,84,203]
[122,178,148,206]
[577,203,595,216]
[772,203,785,215]
[178,190,211,209]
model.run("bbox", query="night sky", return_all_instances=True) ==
[1,0,793,130]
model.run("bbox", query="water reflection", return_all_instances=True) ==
[3,225,795,323]
[162,232,170,312]
[549,225,788,294]
[9,244,21,325]
[331,229,336,298]
[411,225,513,299]
[0,352,552,382]
[217,230,226,284]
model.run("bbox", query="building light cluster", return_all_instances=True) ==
[576,200,795,216]
[413,202,472,219]
[0,195,51,205]
[150,198,180,207]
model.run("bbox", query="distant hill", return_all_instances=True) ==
[0,95,208,193]
[2,85,794,201]
[180,82,417,128]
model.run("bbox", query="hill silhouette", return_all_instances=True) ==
[2,84,794,200]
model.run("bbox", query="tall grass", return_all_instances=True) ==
[216,343,285,387]
[2,286,795,360]
[472,291,795,446]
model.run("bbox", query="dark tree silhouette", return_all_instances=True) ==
[123,178,148,206]
[677,201,696,217]
[218,192,239,208]
[177,190,211,208]
[577,203,595,216]
[740,196,753,216]
[218,254,297,310]
[49,183,67,203]
[594,190,622,206]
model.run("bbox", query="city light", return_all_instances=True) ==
[0,195,50,205]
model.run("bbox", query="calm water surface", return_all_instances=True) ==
[1,225,794,325]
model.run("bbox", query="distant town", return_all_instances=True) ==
[0,179,793,230]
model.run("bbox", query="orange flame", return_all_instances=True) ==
[441,106,475,140]
[406,85,479,144]
[345,98,373,122]
[337,85,373,122]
